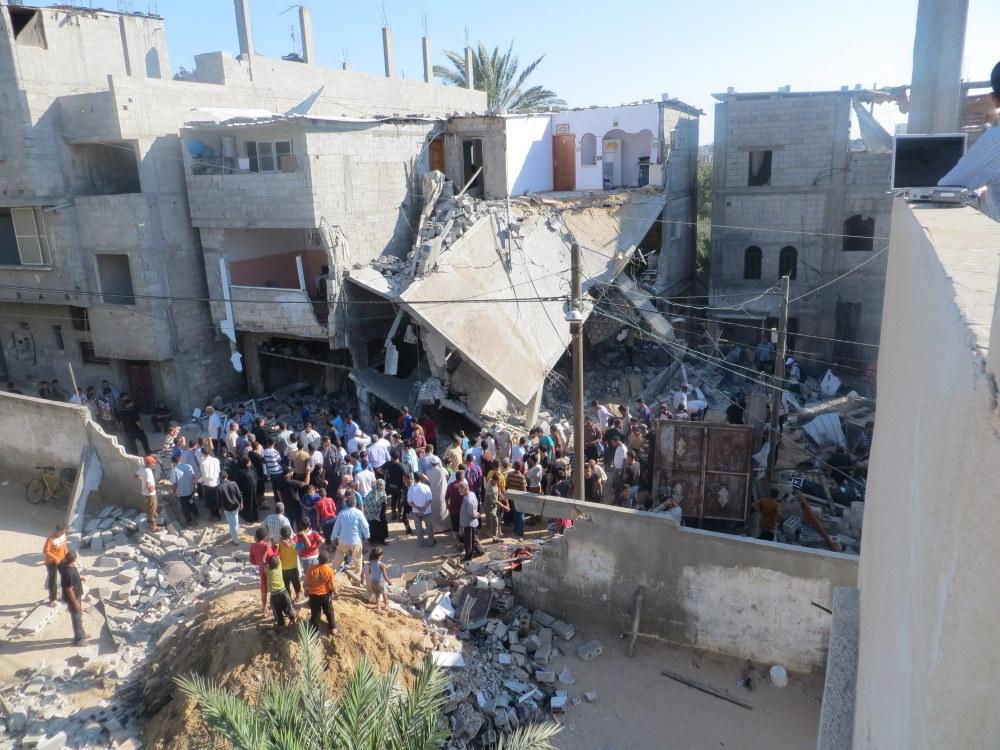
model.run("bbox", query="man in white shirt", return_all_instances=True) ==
[137,455,159,532]
[407,474,436,548]
[592,400,612,429]
[300,422,322,452]
[225,422,240,457]
[198,445,221,519]
[367,432,392,471]
[354,462,376,498]
[206,406,224,457]
[611,437,627,500]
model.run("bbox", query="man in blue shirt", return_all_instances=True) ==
[939,61,1000,222]
[331,493,370,581]
[170,455,198,526]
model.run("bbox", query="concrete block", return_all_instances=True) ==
[522,634,540,653]
[16,604,55,635]
[550,694,567,712]
[584,690,599,703]
[577,639,603,661]
[533,644,552,665]
[551,620,576,641]
[535,669,555,684]
[532,609,556,627]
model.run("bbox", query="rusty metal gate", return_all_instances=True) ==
[652,420,753,522]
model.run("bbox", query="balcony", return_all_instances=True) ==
[217,230,329,339]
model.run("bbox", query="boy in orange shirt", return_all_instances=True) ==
[43,523,68,606]
[302,549,338,635]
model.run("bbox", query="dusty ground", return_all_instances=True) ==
[0,480,106,688]
[141,588,434,750]
[0,466,823,750]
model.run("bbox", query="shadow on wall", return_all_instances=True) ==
[509,490,858,672]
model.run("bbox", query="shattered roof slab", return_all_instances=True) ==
[350,189,666,407]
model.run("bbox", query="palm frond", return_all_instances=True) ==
[294,622,334,744]
[175,673,271,750]
[494,721,564,750]
[385,660,451,750]
[434,40,561,115]
[329,657,393,750]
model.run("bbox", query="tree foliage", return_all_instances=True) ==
[696,159,713,280]
[177,622,562,750]
[434,43,565,114]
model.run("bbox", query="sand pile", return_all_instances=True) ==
[141,588,436,749]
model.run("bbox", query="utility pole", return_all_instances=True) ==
[766,275,790,487]
[569,241,585,501]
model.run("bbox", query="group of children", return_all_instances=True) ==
[249,525,392,633]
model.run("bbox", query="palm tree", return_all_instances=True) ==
[434,42,565,114]
[176,622,562,750]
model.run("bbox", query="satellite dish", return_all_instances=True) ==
[187,139,206,157]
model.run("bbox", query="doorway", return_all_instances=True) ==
[462,139,484,196]
[553,133,576,191]
[125,360,154,412]
[428,136,445,173]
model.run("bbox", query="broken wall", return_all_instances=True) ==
[0,392,141,507]
[853,203,1000,750]
[510,491,858,672]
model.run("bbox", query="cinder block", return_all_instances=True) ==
[577,639,603,661]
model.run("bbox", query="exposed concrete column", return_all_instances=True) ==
[465,46,474,89]
[234,0,254,58]
[908,0,968,134]
[382,27,395,78]
[241,333,265,397]
[298,6,314,64]
[422,36,433,84]
[525,386,543,429]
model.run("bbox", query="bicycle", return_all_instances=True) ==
[26,465,74,510]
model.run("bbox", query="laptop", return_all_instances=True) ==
[891,133,968,204]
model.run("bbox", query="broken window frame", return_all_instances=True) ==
[747,150,772,187]
[0,208,49,267]
[842,214,875,252]
[245,140,293,173]
[743,245,762,280]
[778,246,797,280]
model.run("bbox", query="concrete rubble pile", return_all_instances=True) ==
[2,504,257,750]
[391,547,598,749]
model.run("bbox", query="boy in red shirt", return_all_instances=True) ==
[315,493,337,546]
[248,527,277,618]
[295,518,323,571]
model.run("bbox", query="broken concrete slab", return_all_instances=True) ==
[15,604,56,635]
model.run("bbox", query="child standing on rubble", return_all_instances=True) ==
[266,555,296,629]
[362,547,392,611]
[249,527,277,618]
[295,518,323,572]
[277,526,303,601]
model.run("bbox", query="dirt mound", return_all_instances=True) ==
[141,588,435,749]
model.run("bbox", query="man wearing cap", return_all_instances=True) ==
[137,455,159,532]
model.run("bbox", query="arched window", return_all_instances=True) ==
[743,246,762,280]
[580,133,596,166]
[779,246,797,280]
[842,214,875,252]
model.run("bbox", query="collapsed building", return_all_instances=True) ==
[184,99,701,425]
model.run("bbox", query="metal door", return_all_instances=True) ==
[653,420,753,522]
[553,133,576,191]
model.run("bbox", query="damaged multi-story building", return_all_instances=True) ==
[707,87,896,378]
[0,0,699,424]
[186,98,701,425]
[0,1,482,416]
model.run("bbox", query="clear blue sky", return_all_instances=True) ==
[46,1,1000,143]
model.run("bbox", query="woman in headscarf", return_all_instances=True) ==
[365,478,390,545]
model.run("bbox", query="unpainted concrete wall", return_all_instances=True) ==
[0,391,141,508]
[852,202,1000,750]
[510,490,857,672]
